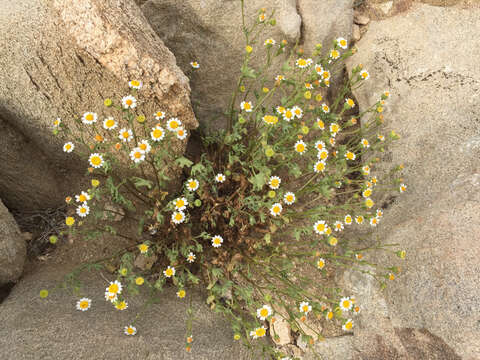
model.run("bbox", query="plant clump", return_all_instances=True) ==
[47,5,406,359]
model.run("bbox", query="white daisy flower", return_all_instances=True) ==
[63,142,75,153]
[294,140,307,154]
[329,123,340,136]
[103,117,117,130]
[171,211,186,224]
[76,204,90,217]
[150,126,165,141]
[345,151,356,161]
[119,128,133,142]
[211,235,224,248]
[256,305,273,320]
[275,75,285,82]
[82,112,97,125]
[342,319,354,332]
[344,214,353,225]
[291,106,303,119]
[173,197,188,211]
[345,98,355,108]
[317,258,326,269]
[154,110,166,120]
[176,127,188,140]
[337,37,348,49]
[299,301,312,314]
[317,149,329,161]
[76,298,91,311]
[355,215,364,224]
[264,38,276,46]
[399,183,407,193]
[313,220,328,235]
[250,326,267,339]
[190,61,200,69]
[124,325,137,336]
[166,117,182,131]
[106,280,123,296]
[104,291,117,303]
[115,300,128,311]
[315,64,324,75]
[283,108,295,122]
[362,165,371,175]
[339,297,353,311]
[359,70,370,80]
[128,80,142,89]
[186,179,199,191]
[240,101,253,112]
[122,95,137,109]
[186,252,196,263]
[75,191,90,203]
[215,173,226,183]
[314,160,326,173]
[321,103,330,113]
[315,140,326,152]
[53,118,62,127]
[284,192,295,205]
[370,217,379,227]
[88,153,104,168]
[330,49,340,60]
[269,176,281,190]
[361,138,370,148]
[129,147,145,163]
[334,221,344,232]
[163,266,176,278]
[296,58,312,68]
[270,203,283,217]
[138,140,151,154]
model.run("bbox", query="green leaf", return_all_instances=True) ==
[241,64,257,79]
[132,177,153,190]
[175,157,193,168]
[248,173,266,191]
[191,163,206,176]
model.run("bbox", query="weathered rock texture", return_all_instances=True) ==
[0,262,250,360]
[140,0,353,130]
[317,3,480,360]
[0,0,197,211]
[0,199,26,285]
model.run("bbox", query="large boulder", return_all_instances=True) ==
[0,262,250,360]
[0,0,197,212]
[140,0,353,130]
[0,199,26,285]
[318,3,480,360]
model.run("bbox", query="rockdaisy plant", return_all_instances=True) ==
[49,4,406,360]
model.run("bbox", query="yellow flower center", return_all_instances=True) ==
[331,50,339,58]
[134,151,142,159]
[317,260,324,268]
[66,217,75,226]
[302,305,309,312]
[90,156,101,166]
[322,72,330,79]
[298,59,307,66]
[127,327,134,334]
[80,207,86,213]
[176,199,185,208]
[108,283,119,294]
[139,244,148,252]
[116,301,127,310]
[273,206,281,213]
[139,143,147,151]
[331,124,339,132]
[317,120,325,129]
[126,99,133,106]
[286,195,293,202]
[178,290,186,298]
[178,129,185,136]
[365,199,374,208]
[156,112,163,117]
[106,119,115,128]
[340,39,347,47]
[65,144,71,150]
[346,152,354,160]
[189,181,197,189]
[165,269,173,276]
[327,312,333,319]
[175,213,183,221]
[316,224,325,232]
[131,80,140,87]
[244,103,251,110]
[255,328,266,337]
[343,300,350,308]
[170,121,179,129]
[345,322,353,330]
[271,179,279,187]
[316,163,325,171]
[86,114,94,121]
[296,144,305,152]
[362,72,368,78]
[260,309,269,317]
[80,301,89,309]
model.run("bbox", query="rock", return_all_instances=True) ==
[0,262,251,360]
[378,1,393,14]
[270,316,293,346]
[0,199,26,285]
[354,12,371,25]
[352,24,362,42]
[134,253,158,271]
[340,4,480,360]
[141,0,353,130]
[297,0,354,51]
[0,0,196,212]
